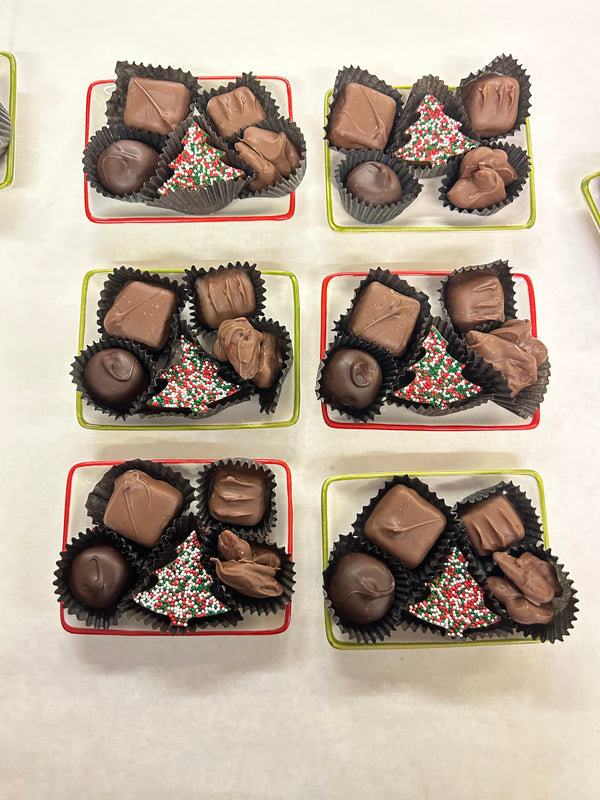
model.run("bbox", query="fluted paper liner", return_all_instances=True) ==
[334,149,422,224]
[235,316,292,415]
[198,73,281,143]
[491,359,551,419]
[0,100,12,157]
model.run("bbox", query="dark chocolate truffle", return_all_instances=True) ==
[213,318,282,388]
[123,76,190,135]
[443,270,505,333]
[329,82,396,150]
[458,495,525,557]
[207,87,266,139]
[459,146,518,185]
[345,161,402,206]
[327,552,395,624]
[103,280,177,351]
[194,268,256,328]
[349,281,420,356]
[235,127,300,192]
[208,465,269,527]
[461,74,520,138]
[69,545,131,609]
[320,348,382,410]
[83,348,149,412]
[447,168,506,210]
[211,558,283,598]
[96,140,160,196]
[364,484,446,569]
[493,551,562,606]
[103,470,183,548]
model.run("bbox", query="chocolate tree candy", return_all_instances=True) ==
[213,318,282,388]
[329,83,396,150]
[327,552,395,624]
[235,127,300,192]
[364,484,446,569]
[69,546,132,609]
[123,76,190,135]
[493,551,562,606]
[211,558,283,598]
[458,495,524,557]
[207,87,266,139]
[96,140,160,196]
[443,270,505,333]
[349,281,420,356]
[194,268,256,328]
[208,465,270,527]
[103,470,183,548]
[447,168,506,210]
[461,74,520,137]
[103,280,177,351]
[487,575,555,625]
[320,348,382,410]
[459,147,517,185]
[345,162,402,206]
[83,348,149,412]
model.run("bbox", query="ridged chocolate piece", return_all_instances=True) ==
[211,558,283,598]
[349,281,421,357]
[461,74,520,137]
[493,551,562,606]
[447,168,506,210]
[443,269,505,333]
[194,268,256,328]
[487,576,555,625]
[208,465,270,527]
[329,83,396,150]
[459,146,518,184]
[207,87,266,138]
[458,495,525,557]
[214,317,282,388]
[124,76,191,135]
[103,280,178,351]
[235,126,300,192]
[327,552,395,624]
[68,545,132,609]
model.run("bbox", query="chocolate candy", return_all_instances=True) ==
[487,575,555,625]
[327,552,395,624]
[194,268,256,328]
[329,83,396,150]
[235,127,300,192]
[208,465,269,527]
[96,140,160,196]
[320,348,382,410]
[103,280,177,351]
[211,558,283,598]
[216,530,282,568]
[364,484,446,569]
[207,87,266,139]
[103,470,183,548]
[69,546,132,609]
[443,270,505,333]
[349,281,420,356]
[83,348,148,412]
[458,147,517,185]
[458,494,524,557]
[461,74,520,137]
[447,168,506,210]
[213,318,282,388]
[345,162,402,206]
[493,551,562,606]
[123,76,190,135]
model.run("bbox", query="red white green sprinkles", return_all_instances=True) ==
[148,336,240,415]
[395,94,478,167]
[408,547,500,638]
[134,530,230,626]
[158,122,245,195]
[394,327,481,409]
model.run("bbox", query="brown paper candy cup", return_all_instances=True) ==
[54,527,142,630]
[439,143,531,216]
[196,459,277,538]
[198,73,281,143]
[334,149,422,224]
[490,358,550,419]
[243,316,292,415]
[0,100,11,156]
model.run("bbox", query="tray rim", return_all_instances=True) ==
[60,457,293,636]
[321,468,549,650]
[581,171,600,230]
[0,50,16,191]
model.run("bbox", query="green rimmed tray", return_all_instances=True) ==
[322,469,550,650]
[0,51,16,190]
[323,86,535,232]
[76,267,300,430]
[581,171,600,230]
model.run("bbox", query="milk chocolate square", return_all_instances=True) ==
[195,269,256,328]
[208,465,269,526]
[103,470,183,548]
[123,77,191,136]
[349,281,420,356]
[329,83,396,150]
[461,74,520,138]
[364,484,446,568]
[103,280,177,351]
[459,495,524,557]
[206,87,266,139]
[443,270,505,333]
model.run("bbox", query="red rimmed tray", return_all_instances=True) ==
[60,458,293,636]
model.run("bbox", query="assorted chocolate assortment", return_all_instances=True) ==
[71,262,292,420]
[317,263,550,421]
[54,459,295,632]
[325,57,531,223]
[324,476,577,644]
[83,61,306,215]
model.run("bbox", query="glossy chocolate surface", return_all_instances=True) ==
[83,348,148,412]
[349,281,420,356]
[194,269,256,328]
[208,465,269,527]
[493,551,562,606]
[235,126,299,191]
[320,348,382,410]
[459,146,517,185]
[214,318,282,388]
[486,575,555,625]
[97,140,160,196]
[447,168,506,210]
[103,470,183,548]
[123,76,190,135]
[459,494,524,557]
[488,319,548,365]
[327,552,395,624]
[364,484,446,569]
[216,530,282,569]
[329,83,396,150]
[69,545,131,609]
[207,87,266,138]
[103,280,177,351]
[211,558,283,598]
[443,270,505,333]
[345,161,402,205]
[235,142,281,192]
[461,74,520,137]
